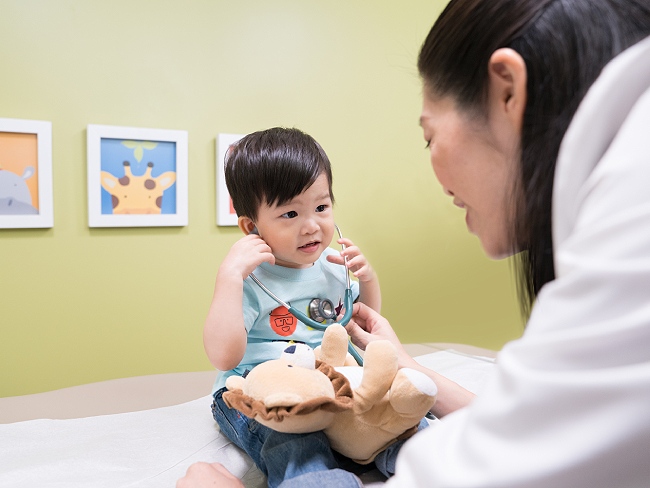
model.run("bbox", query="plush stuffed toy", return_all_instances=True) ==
[223,324,438,464]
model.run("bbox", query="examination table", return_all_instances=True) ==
[0,343,496,487]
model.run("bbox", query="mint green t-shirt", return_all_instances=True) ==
[212,247,360,393]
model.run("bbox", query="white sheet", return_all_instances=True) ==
[0,396,265,488]
[0,350,495,488]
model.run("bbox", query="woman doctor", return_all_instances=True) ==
[178,0,650,486]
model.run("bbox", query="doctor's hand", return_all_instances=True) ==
[346,302,411,367]
[219,234,275,280]
[177,462,243,488]
[327,238,377,283]
[347,303,476,417]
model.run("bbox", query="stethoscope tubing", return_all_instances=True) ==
[248,224,363,365]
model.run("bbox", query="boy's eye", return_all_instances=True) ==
[316,204,327,212]
[281,210,298,219]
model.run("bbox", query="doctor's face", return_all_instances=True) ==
[420,92,519,259]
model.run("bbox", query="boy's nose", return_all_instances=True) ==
[302,219,319,234]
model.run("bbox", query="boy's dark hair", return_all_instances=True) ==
[224,127,334,221]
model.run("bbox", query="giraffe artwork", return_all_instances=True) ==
[88,126,188,227]
[100,161,176,215]
[98,138,178,216]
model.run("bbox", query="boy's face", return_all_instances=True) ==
[255,173,335,269]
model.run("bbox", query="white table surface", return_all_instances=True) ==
[0,343,497,424]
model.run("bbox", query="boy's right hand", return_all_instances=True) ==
[219,234,275,280]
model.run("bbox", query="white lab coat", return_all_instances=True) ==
[387,35,650,487]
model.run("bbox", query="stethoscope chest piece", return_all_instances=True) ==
[308,298,337,323]
[248,224,363,365]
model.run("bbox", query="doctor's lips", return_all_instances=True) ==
[453,199,466,209]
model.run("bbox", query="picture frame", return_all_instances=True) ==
[0,118,53,229]
[216,133,244,226]
[87,124,188,228]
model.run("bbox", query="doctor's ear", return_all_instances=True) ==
[238,216,258,236]
[487,48,527,130]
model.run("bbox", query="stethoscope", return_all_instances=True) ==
[248,224,363,365]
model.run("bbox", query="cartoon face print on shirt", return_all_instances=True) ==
[269,306,297,337]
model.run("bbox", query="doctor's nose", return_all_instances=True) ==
[443,187,454,197]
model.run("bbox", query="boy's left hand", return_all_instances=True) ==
[327,238,377,283]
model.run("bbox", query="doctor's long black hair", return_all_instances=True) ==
[418,0,650,317]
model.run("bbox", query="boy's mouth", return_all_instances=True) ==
[298,241,320,252]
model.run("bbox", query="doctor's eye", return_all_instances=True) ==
[424,140,431,149]
[281,210,298,219]
[315,204,328,212]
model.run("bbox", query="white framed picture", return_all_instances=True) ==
[216,133,244,226]
[87,124,188,228]
[0,118,53,229]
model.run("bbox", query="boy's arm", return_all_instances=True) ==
[327,238,381,313]
[203,269,248,371]
[203,235,275,371]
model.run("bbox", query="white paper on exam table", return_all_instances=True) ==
[0,349,495,488]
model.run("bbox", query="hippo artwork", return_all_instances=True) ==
[0,166,38,215]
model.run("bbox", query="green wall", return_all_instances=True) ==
[0,0,523,397]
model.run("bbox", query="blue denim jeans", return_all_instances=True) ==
[212,388,428,488]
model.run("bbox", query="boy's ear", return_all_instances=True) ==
[238,216,257,235]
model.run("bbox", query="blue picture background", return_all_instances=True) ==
[100,138,177,214]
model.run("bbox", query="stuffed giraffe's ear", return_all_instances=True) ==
[238,216,256,236]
